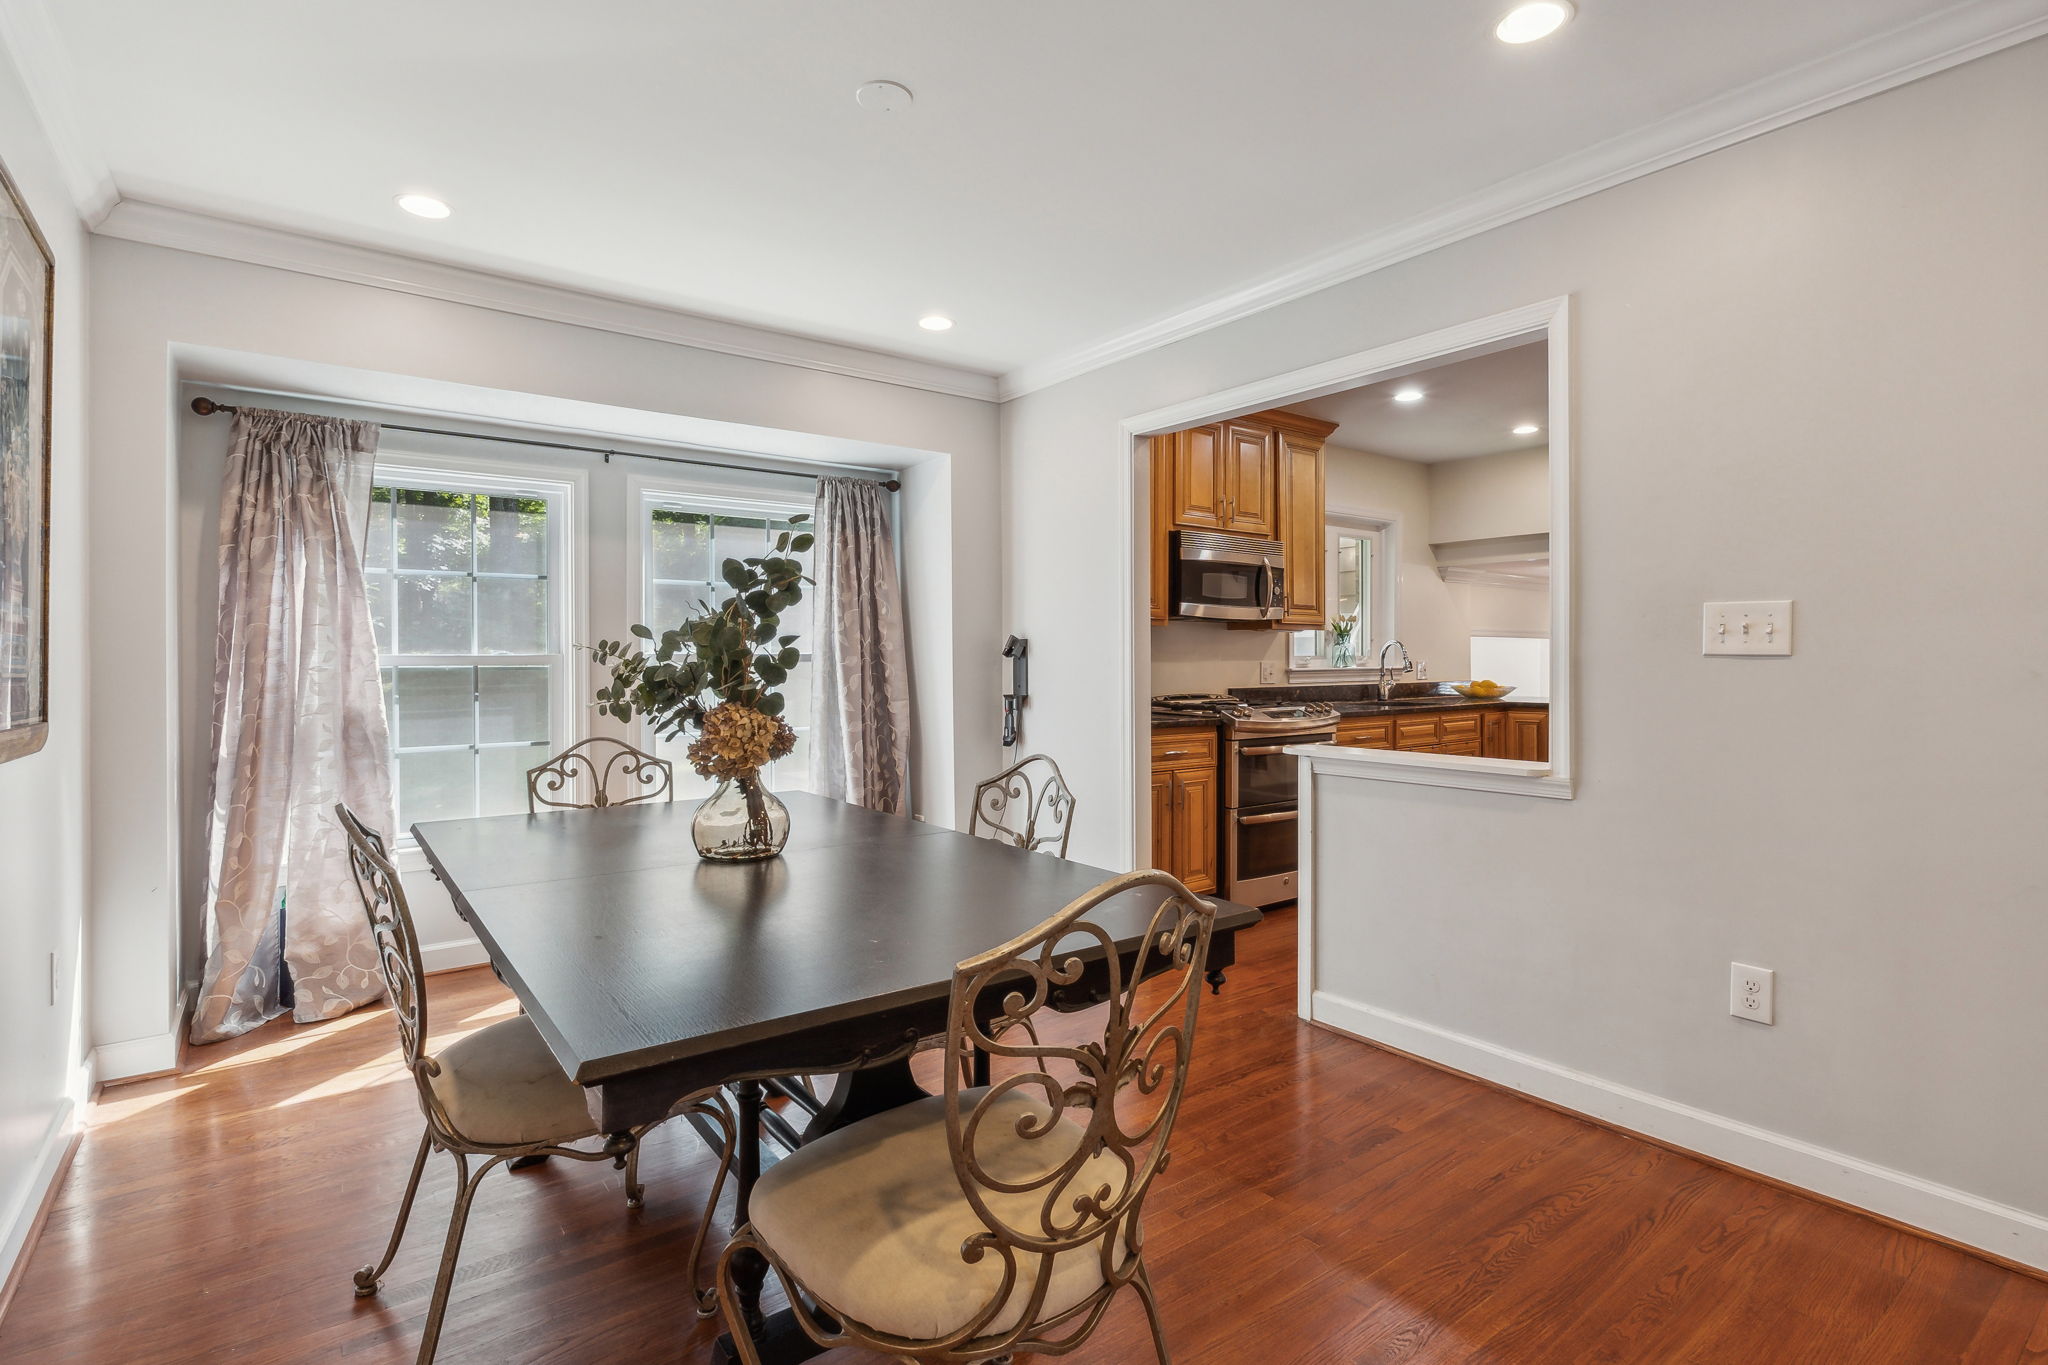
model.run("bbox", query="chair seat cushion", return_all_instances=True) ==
[749,1087,1128,1344]
[427,1015,598,1147]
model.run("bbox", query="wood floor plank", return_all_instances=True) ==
[1,905,2041,1363]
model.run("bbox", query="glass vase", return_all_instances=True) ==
[1329,635,1355,669]
[692,771,790,861]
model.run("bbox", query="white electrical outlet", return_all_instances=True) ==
[1258,660,1283,684]
[1703,601,1793,656]
[1729,962,1775,1024]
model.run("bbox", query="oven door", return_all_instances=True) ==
[1229,740,1306,809]
[1228,805,1300,906]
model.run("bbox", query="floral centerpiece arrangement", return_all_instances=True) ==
[590,516,812,860]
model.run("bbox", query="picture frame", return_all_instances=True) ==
[0,150,52,764]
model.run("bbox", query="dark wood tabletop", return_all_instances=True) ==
[413,792,1260,1121]
[414,790,1260,1365]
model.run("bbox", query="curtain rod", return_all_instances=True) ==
[187,396,902,492]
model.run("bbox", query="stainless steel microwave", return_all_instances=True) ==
[1172,531,1286,621]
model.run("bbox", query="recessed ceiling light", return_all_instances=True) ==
[855,80,915,113]
[1513,423,1541,435]
[1393,388,1425,404]
[918,314,954,332]
[395,193,451,220]
[1496,1,1574,44]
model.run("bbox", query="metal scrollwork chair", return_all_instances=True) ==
[527,737,674,812]
[969,753,1076,857]
[716,868,1216,1363]
[336,804,736,1364]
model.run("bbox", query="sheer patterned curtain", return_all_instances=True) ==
[810,476,910,813]
[190,409,395,1043]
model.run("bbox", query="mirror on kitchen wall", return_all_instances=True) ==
[1143,333,1555,906]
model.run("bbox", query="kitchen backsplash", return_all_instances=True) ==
[1149,620,1287,693]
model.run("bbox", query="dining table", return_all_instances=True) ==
[413,789,1262,1364]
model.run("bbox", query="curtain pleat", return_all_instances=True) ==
[810,477,910,813]
[189,409,394,1043]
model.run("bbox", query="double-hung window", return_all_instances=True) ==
[636,483,815,798]
[1292,518,1393,668]
[363,463,576,831]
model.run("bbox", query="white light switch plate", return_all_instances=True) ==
[1703,601,1793,656]
[1258,660,1283,684]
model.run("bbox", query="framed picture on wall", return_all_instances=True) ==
[0,151,52,764]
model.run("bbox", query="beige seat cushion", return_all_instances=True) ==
[427,1016,598,1147]
[750,1088,1130,1344]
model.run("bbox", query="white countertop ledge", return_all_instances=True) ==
[1285,743,1575,800]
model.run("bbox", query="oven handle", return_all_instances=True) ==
[1240,743,1304,755]
[1237,810,1300,826]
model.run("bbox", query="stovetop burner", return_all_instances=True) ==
[1153,693,1337,738]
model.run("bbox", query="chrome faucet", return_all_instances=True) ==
[1376,639,1412,701]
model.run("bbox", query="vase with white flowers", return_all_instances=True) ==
[1327,614,1358,669]
[590,515,811,861]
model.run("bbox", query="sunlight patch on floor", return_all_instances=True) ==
[88,1084,200,1126]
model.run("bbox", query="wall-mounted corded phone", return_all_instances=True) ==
[1002,636,1029,748]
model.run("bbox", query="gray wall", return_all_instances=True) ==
[1002,38,2048,1252]
[0,39,90,1284]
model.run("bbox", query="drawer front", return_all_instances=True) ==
[1335,716,1395,749]
[1394,718,1440,750]
[1438,738,1483,757]
[1151,729,1219,771]
[1438,713,1483,743]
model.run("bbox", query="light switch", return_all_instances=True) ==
[1702,601,1792,656]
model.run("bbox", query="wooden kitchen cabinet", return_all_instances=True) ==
[1149,434,1175,623]
[1502,707,1550,762]
[1154,408,1336,630]
[1150,728,1220,894]
[1273,419,1331,627]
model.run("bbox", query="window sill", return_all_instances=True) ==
[1288,743,1573,799]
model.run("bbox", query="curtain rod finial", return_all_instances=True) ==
[191,396,225,416]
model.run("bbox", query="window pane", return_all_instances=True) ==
[652,509,713,582]
[775,589,813,650]
[651,581,703,632]
[777,660,812,731]
[365,571,392,652]
[478,666,550,744]
[394,489,473,572]
[395,577,473,655]
[773,732,811,794]
[477,495,547,576]
[478,744,548,817]
[398,749,475,828]
[478,578,547,655]
[364,491,393,567]
[395,667,475,748]
[713,516,768,567]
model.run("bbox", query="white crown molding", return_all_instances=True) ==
[998,0,2048,401]
[0,0,117,222]
[94,200,1003,403]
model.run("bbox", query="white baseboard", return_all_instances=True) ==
[91,1030,181,1083]
[421,937,490,975]
[1311,989,2048,1272]
[0,1099,80,1322]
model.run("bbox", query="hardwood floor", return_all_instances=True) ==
[5,908,2045,1363]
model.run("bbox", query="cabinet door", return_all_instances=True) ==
[1149,435,1174,623]
[1394,717,1441,751]
[1170,425,1227,531]
[1505,709,1549,762]
[1274,430,1326,627]
[1150,768,1178,874]
[1219,422,1275,537]
[1481,708,1508,758]
[1175,769,1219,894]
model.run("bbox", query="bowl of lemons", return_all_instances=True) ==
[1452,679,1516,699]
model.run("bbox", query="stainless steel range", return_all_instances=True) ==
[1153,694,1335,905]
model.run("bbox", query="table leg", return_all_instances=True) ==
[1206,967,1227,994]
[725,1079,769,1333]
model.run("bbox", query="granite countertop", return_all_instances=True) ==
[1228,682,1549,717]
[1327,695,1549,717]
[1150,711,1224,731]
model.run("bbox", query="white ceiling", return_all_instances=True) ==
[27,1,2041,387]
[1294,340,1548,462]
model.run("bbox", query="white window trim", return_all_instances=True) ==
[372,451,587,841]
[1291,507,1400,675]
[624,470,818,793]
